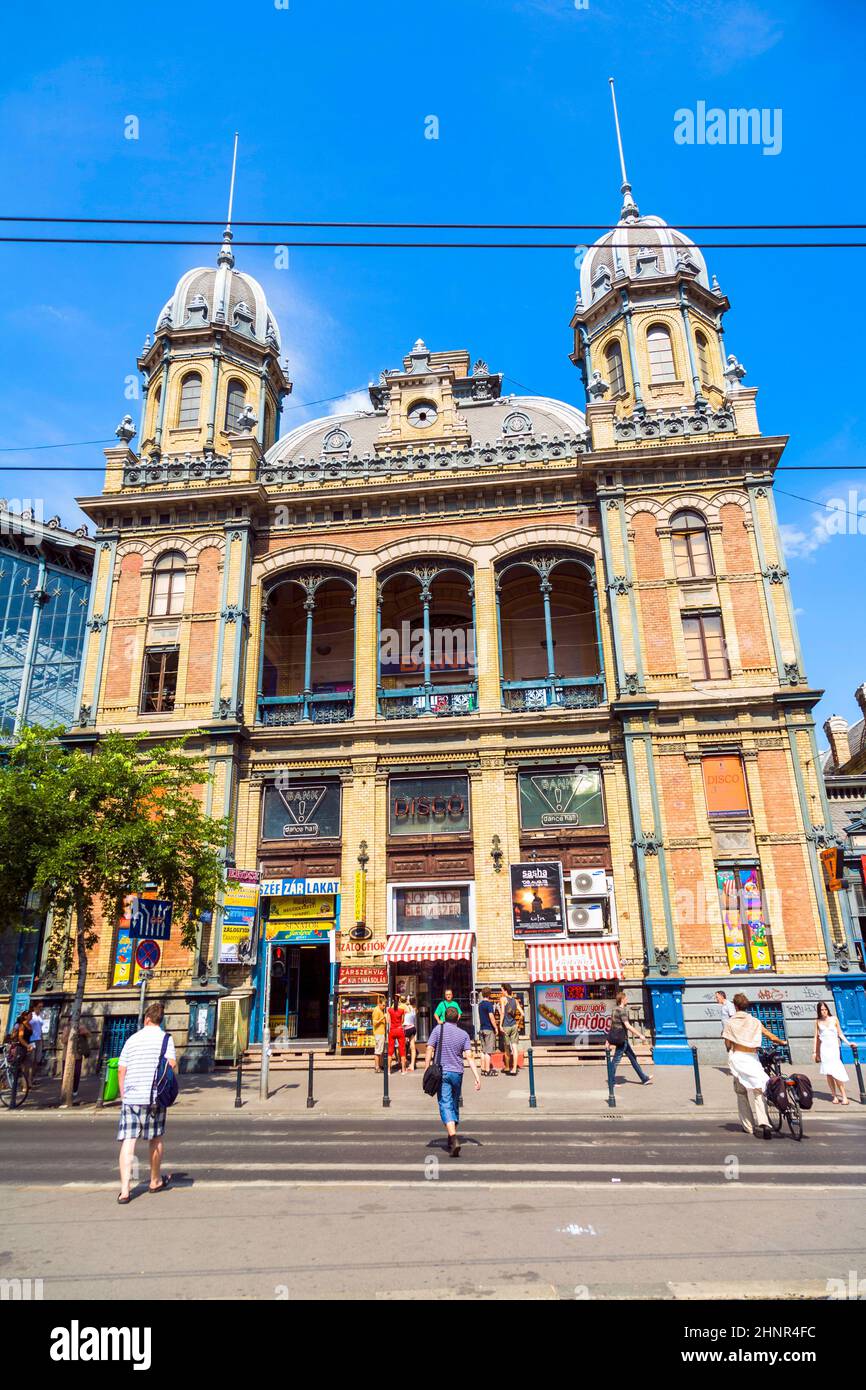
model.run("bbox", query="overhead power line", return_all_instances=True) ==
[1,236,864,250]
[1,216,865,230]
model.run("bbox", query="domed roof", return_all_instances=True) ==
[579,197,710,305]
[155,234,281,350]
[264,392,587,470]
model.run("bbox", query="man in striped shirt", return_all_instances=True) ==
[116,1002,177,1204]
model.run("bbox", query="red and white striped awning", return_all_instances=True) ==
[527,940,621,983]
[385,932,474,964]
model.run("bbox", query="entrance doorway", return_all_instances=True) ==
[269,944,330,1041]
[391,959,473,1043]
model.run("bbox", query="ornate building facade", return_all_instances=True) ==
[52,194,865,1068]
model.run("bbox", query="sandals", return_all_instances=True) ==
[148,1175,172,1194]
[117,1193,131,1205]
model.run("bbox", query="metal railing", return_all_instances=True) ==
[257,691,354,726]
[501,675,605,711]
[378,684,478,718]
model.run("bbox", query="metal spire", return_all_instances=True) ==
[218,132,239,267]
[608,79,639,223]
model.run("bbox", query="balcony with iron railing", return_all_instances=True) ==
[257,690,355,726]
[377,682,478,719]
[501,675,605,712]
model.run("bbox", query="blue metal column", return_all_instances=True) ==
[13,557,48,734]
[302,592,315,721]
[421,579,432,712]
[540,577,556,683]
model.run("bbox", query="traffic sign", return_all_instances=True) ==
[135,939,161,971]
[129,897,173,940]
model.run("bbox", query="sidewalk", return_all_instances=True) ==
[8,1056,866,1121]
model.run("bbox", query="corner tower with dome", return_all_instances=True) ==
[60,191,864,1075]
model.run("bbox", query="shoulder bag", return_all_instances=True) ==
[422,1022,446,1097]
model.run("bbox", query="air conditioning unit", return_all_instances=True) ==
[566,901,606,936]
[570,867,608,897]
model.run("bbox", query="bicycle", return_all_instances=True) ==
[0,1044,30,1110]
[761,1046,803,1141]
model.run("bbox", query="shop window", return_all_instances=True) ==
[392,884,471,932]
[177,372,202,429]
[682,611,730,680]
[671,509,714,579]
[647,324,676,383]
[149,552,186,617]
[140,647,179,713]
[716,865,774,971]
[604,339,626,395]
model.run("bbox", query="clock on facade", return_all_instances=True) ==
[407,399,438,428]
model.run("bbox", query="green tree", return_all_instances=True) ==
[0,727,227,1106]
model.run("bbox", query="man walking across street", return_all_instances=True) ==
[424,1006,481,1157]
[116,1002,177,1203]
[499,984,524,1076]
[722,992,785,1140]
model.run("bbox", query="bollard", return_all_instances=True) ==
[306,1051,315,1109]
[95,1055,108,1110]
[852,1044,866,1105]
[691,1045,704,1106]
[234,1055,243,1109]
[382,1055,391,1109]
[527,1046,538,1109]
[605,1045,616,1109]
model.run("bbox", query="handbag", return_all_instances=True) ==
[422,1020,446,1097]
[151,1032,179,1108]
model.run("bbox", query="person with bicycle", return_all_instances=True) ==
[722,992,785,1140]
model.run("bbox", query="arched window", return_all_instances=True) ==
[225,379,246,431]
[695,331,711,384]
[259,570,356,725]
[647,325,676,383]
[377,562,476,717]
[150,552,187,617]
[670,510,714,579]
[177,372,202,429]
[495,552,603,710]
[605,340,626,396]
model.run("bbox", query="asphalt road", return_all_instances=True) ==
[1,1113,865,1299]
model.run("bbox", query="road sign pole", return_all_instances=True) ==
[137,970,148,1027]
[260,941,272,1102]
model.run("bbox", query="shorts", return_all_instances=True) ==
[117,1103,166,1142]
[374,1034,386,1056]
[404,1028,416,1041]
[502,1024,521,1055]
[480,1029,497,1056]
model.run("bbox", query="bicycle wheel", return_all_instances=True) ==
[786,1094,803,1141]
[0,1069,29,1109]
[765,1096,783,1131]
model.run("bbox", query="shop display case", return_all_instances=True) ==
[339,995,376,1052]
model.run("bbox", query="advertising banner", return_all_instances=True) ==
[260,877,340,897]
[510,862,566,939]
[268,895,335,921]
[703,755,750,818]
[518,769,605,830]
[112,894,143,987]
[220,878,260,965]
[532,984,613,1043]
[717,867,772,971]
[340,965,388,988]
[265,922,332,945]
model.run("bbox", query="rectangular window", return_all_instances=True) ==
[388,775,471,837]
[518,768,605,831]
[261,781,342,841]
[140,647,179,713]
[682,612,730,680]
[393,885,471,933]
[672,529,713,579]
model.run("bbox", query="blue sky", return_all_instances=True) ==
[1,0,864,737]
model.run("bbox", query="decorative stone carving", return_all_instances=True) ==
[634,829,663,856]
[762,562,789,584]
[231,300,255,335]
[653,947,672,976]
[322,426,352,453]
[623,673,640,695]
[123,454,232,487]
[235,406,257,434]
[723,354,747,393]
[607,575,632,596]
[783,661,802,685]
[184,293,209,327]
[115,414,137,444]
[587,370,610,401]
[635,246,659,276]
[501,410,532,436]
[613,403,734,443]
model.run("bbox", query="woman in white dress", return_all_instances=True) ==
[814,1002,850,1105]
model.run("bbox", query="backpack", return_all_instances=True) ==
[792,1073,814,1110]
[151,1031,179,1108]
[766,1074,788,1111]
[422,1022,446,1098]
